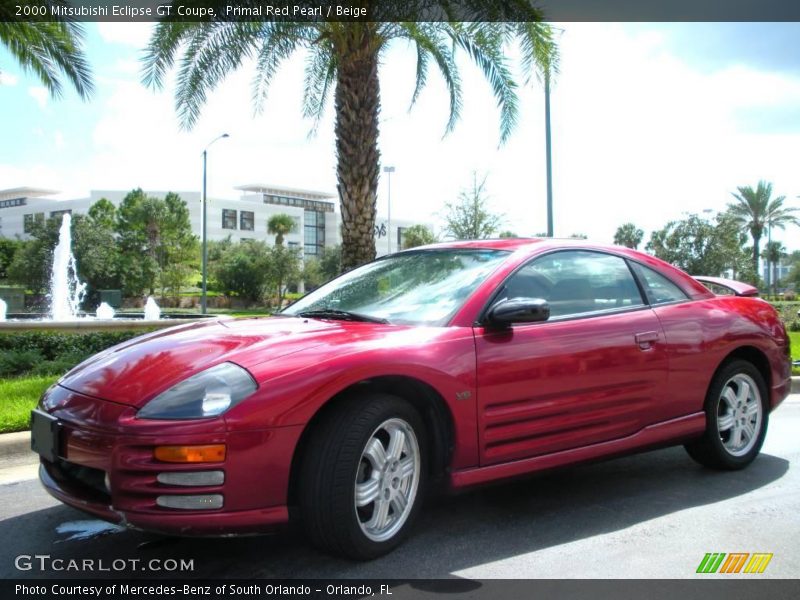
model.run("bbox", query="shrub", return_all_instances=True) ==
[0,350,45,377]
[0,331,144,360]
[29,352,91,376]
[0,331,149,377]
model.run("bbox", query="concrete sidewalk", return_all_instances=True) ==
[0,431,37,485]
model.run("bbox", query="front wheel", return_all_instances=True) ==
[298,393,427,559]
[684,360,769,470]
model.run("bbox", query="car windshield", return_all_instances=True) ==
[283,248,510,326]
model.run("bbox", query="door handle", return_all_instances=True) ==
[635,331,659,350]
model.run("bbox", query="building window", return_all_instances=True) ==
[303,209,325,256]
[23,212,44,233]
[222,209,237,230]
[0,197,26,209]
[264,194,334,213]
[240,210,254,231]
[50,209,72,220]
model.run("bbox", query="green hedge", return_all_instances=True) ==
[0,331,147,377]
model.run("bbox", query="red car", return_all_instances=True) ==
[31,239,792,559]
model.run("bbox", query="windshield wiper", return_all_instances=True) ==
[295,309,389,324]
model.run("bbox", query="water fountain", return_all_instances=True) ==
[49,213,87,321]
[0,214,216,333]
[144,296,161,321]
[95,302,115,320]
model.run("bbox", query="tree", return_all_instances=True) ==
[728,180,799,277]
[402,224,437,249]
[115,189,197,296]
[0,1,93,99]
[646,212,752,279]
[87,198,116,230]
[318,245,342,283]
[613,222,644,249]
[73,203,121,294]
[765,241,786,296]
[0,238,23,280]
[267,213,296,246]
[7,211,120,302]
[443,173,503,240]
[568,233,588,240]
[142,12,559,271]
[213,240,272,304]
[498,230,518,239]
[268,245,302,309]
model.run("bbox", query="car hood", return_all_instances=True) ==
[58,316,374,407]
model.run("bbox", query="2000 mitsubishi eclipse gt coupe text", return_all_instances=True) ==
[31,239,792,559]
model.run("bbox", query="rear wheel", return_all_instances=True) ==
[298,393,427,559]
[684,360,768,470]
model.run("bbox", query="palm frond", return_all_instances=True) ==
[251,23,315,116]
[449,23,519,144]
[396,22,462,135]
[173,22,261,130]
[302,43,337,136]
[0,15,93,100]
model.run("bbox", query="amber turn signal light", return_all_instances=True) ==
[154,444,226,463]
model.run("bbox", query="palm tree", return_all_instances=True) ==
[728,181,799,278]
[765,241,786,297]
[0,1,93,99]
[267,213,296,246]
[142,7,558,271]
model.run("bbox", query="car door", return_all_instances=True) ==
[473,250,669,466]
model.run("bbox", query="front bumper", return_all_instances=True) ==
[36,385,302,536]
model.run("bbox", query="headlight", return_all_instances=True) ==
[137,362,257,420]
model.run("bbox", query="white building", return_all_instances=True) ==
[0,185,419,258]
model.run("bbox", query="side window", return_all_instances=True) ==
[630,263,689,305]
[500,251,644,319]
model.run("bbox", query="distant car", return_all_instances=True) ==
[32,239,792,559]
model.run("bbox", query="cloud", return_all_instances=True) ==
[0,72,18,86]
[96,23,154,47]
[28,86,48,110]
[54,131,65,150]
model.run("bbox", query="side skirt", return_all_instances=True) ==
[450,412,705,489]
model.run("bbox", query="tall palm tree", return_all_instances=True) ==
[728,180,799,278]
[0,1,93,99]
[267,213,296,246]
[765,240,786,297]
[142,4,558,271]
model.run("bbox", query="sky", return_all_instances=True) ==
[1,21,799,250]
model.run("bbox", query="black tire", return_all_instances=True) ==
[684,360,769,470]
[298,393,428,560]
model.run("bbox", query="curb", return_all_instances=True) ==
[1,377,798,465]
[0,430,34,467]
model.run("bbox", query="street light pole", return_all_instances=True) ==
[384,166,395,254]
[201,133,229,315]
[544,69,553,238]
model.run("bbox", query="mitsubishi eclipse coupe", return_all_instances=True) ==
[31,239,792,559]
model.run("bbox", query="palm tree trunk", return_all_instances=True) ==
[335,29,380,272]
[752,234,761,284]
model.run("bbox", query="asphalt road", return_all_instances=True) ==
[1,396,798,580]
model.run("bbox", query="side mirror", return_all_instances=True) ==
[486,297,550,327]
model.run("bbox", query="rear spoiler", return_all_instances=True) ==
[694,276,759,297]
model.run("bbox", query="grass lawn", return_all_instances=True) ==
[0,375,58,434]
[789,331,800,376]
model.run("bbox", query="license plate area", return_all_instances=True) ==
[31,409,61,462]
